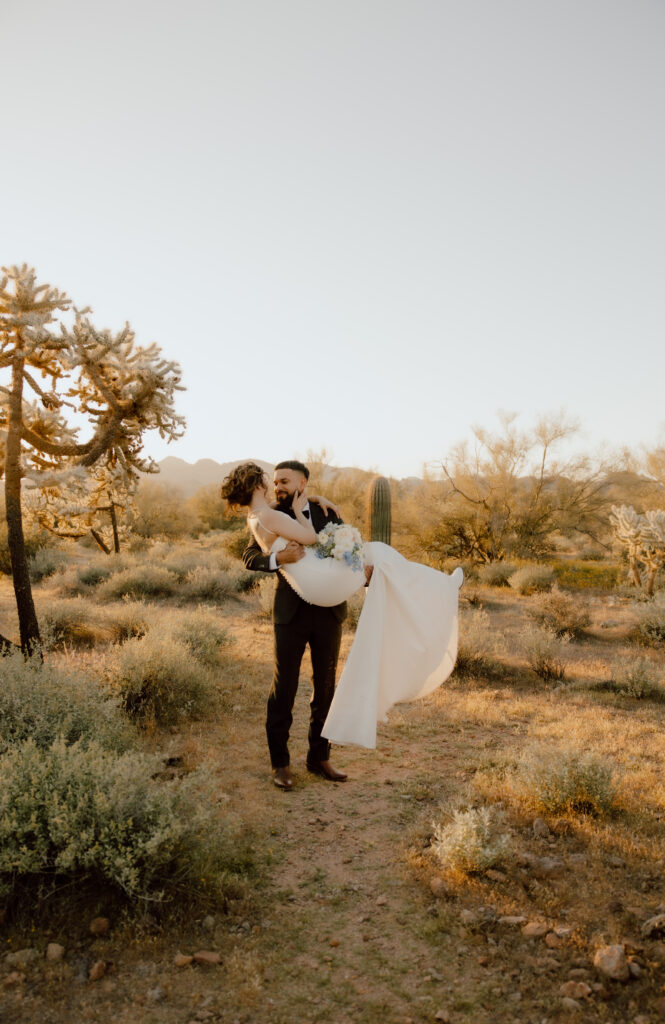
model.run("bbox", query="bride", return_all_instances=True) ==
[226,462,463,749]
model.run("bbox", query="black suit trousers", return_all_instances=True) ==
[267,601,343,768]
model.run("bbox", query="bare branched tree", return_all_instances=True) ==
[0,264,185,652]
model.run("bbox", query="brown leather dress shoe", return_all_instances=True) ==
[272,766,294,790]
[306,759,348,782]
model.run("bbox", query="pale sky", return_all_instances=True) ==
[3,0,664,478]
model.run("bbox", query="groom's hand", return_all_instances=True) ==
[276,541,305,565]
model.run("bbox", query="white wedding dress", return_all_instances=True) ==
[248,513,463,749]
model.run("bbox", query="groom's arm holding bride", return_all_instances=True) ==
[242,492,340,575]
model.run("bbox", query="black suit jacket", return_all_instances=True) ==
[242,503,347,625]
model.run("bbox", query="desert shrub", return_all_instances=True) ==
[167,608,235,667]
[75,557,120,588]
[553,560,620,590]
[527,585,591,638]
[430,806,511,872]
[455,609,500,678]
[521,624,568,681]
[509,564,555,595]
[188,484,232,532]
[256,576,276,619]
[105,633,219,726]
[607,657,665,700]
[218,526,251,561]
[98,564,179,601]
[132,481,201,538]
[181,565,240,603]
[477,562,517,587]
[512,748,619,815]
[0,651,131,755]
[28,545,70,582]
[633,593,665,646]
[38,598,148,649]
[0,520,50,575]
[345,590,365,630]
[0,738,253,903]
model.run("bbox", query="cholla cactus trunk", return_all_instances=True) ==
[366,476,391,544]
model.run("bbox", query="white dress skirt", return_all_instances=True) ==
[273,537,463,750]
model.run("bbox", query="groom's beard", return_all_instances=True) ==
[274,492,295,512]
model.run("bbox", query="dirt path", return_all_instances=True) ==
[1,593,664,1023]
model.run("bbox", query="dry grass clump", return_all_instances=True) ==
[256,576,276,619]
[526,585,591,638]
[632,593,665,646]
[455,609,502,678]
[520,624,569,681]
[28,545,70,582]
[104,632,220,727]
[509,564,555,595]
[511,747,620,816]
[584,656,665,702]
[181,565,242,602]
[167,607,235,667]
[477,562,517,587]
[98,564,179,601]
[430,805,511,872]
[38,597,147,649]
[0,650,132,755]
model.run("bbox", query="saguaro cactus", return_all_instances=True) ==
[366,475,392,544]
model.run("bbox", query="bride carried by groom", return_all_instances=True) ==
[221,459,462,790]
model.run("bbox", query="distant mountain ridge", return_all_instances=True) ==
[144,457,274,497]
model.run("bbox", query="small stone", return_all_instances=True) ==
[653,997,665,1016]
[89,917,110,936]
[606,855,625,868]
[545,932,563,948]
[593,944,630,981]
[641,913,665,938]
[522,921,549,938]
[88,960,107,982]
[561,997,581,1012]
[567,853,587,867]
[202,915,215,931]
[485,868,508,883]
[173,953,193,967]
[3,972,24,988]
[498,915,528,926]
[5,948,39,969]
[329,939,340,948]
[147,986,167,1003]
[434,1011,451,1023]
[459,909,479,925]
[633,1016,650,1024]
[533,817,550,838]
[192,950,221,965]
[533,857,565,879]
[568,968,590,979]
[559,981,591,999]
[554,925,574,938]
[375,895,388,906]
[46,943,65,962]
[628,961,642,978]
[477,956,489,966]
[429,877,448,898]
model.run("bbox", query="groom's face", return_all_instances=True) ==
[274,468,307,509]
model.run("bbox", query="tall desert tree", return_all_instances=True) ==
[0,264,184,652]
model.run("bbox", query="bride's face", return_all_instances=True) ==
[274,468,306,506]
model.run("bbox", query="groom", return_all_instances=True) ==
[242,460,348,790]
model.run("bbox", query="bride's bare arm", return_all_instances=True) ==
[259,505,317,545]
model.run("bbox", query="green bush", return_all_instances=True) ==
[608,657,665,700]
[509,564,555,595]
[0,738,252,903]
[527,585,591,638]
[430,806,511,872]
[105,633,219,726]
[477,562,517,587]
[513,748,619,815]
[520,624,568,681]
[0,651,131,755]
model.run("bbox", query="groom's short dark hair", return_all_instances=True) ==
[274,459,310,480]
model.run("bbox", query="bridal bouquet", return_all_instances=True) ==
[315,522,365,571]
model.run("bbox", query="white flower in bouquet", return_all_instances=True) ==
[315,522,365,571]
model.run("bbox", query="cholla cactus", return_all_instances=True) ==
[0,264,185,651]
[610,505,665,595]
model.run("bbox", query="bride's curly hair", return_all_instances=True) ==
[220,462,267,510]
